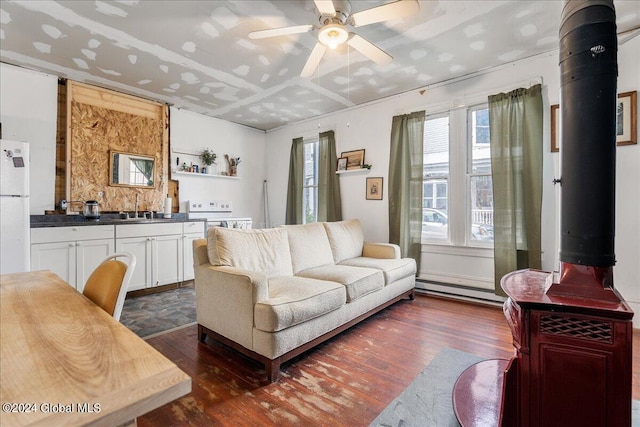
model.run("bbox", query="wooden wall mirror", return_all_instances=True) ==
[110,151,156,188]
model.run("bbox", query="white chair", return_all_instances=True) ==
[83,252,136,321]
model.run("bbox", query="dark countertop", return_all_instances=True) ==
[30,213,205,228]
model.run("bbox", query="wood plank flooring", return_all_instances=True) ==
[138,294,640,426]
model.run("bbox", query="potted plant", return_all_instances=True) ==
[200,148,217,174]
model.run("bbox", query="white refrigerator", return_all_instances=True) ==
[0,139,30,274]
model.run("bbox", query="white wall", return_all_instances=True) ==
[266,37,640,325]
[169,107,267,225]
[0,63,57,214]
[613,36,640,323]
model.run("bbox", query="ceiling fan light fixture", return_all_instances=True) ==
[318,24,349,49]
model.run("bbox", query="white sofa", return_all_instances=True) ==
[192,219,416,381]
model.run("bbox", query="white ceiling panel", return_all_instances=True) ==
[1,0,638,131]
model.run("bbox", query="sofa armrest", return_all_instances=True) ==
[193,238,209,267]
[363,242,401,259]
[193,245,270,351]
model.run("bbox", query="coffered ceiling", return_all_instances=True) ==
[1,1,639,131]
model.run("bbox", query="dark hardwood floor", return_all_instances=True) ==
[138,294,640,426]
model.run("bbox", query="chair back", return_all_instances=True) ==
[83,252,136,321]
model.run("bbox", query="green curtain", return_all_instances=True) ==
[388,111,425,268]
[488,84,543,295]
[317,130,342,222]
[285,137,304,224]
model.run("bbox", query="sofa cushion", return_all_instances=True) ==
[339,257,417,284]
[297,264,384,302]
[211,228,293,278]
[280,223,335,273]
[323,219,364,263]
[254,276,345,332]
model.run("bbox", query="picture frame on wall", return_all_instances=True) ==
[337,157,347,171]
[616,91,637,146]
[552,91,637,151]
[550,104,560,152]
[340,149,365,170]
[366,177,383,200]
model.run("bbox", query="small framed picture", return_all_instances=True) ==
[366,177,383,200]
[616,91,637,146]
[337,157,347,171]
[340,149,365,170]
[550,104,559,152]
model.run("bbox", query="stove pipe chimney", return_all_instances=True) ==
[548,0,621,300]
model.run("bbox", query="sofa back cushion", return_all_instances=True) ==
[207,227,293,278]
[280,223,335,273]
[323,219,364,263]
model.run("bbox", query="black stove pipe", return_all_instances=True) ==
[559,0,617,267]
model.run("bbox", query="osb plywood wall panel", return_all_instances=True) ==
[67,81,168,213]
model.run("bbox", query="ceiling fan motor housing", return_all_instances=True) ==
[318,0,352,25]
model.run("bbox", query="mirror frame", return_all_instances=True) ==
[109,150,156,188]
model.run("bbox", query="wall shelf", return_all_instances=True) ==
[171,147,200,156]
[172,171,240,180]
[336,168,370,176]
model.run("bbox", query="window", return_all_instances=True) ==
[423,114,449,240]
[468,106,494,243]
[302,138,319,224]
[422,105,493,245]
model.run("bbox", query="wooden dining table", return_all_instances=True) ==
[0,270,191,427]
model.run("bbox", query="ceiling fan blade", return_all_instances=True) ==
[300,42,328,77]
[314,0,336,16]
[347,34,393,65]
[350,0,420,27]
[249,24,314,40]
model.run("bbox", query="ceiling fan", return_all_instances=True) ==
[248,0,420,77]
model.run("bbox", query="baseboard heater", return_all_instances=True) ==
[415,279,505,306]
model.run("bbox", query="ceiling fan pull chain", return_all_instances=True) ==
[348,44,351,104]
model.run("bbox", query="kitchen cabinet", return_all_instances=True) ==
[31,226,115,292]
[182,221,205,282]
[116,223,184,291]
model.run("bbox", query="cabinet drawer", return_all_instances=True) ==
[183,221,205,235]
[31,225,115,243]
[116,222,183,238]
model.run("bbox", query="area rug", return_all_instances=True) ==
[370,348,483,427]
[370,348,640,427]
[119,286,196,339]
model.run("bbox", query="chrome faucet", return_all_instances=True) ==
[135,194,139,218]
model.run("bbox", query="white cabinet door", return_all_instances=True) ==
[116,236,151,291]
[117,233,182,289]
[75,238,115,293]
[154,234,183,286]
[30,241,76,287]
[31,226,116,291]
[182,222,204,282]
[182,233,202,281]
